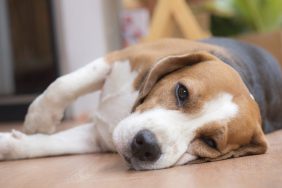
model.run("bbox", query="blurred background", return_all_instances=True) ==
[0,0,281,123]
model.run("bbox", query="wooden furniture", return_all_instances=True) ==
[144,0,209,41]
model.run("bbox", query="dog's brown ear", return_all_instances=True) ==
[190,128,268,164]
[132,51,216,110]
[231,128,268,158]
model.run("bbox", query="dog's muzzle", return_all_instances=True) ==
[130,129,161,162]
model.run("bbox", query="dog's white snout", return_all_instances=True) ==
[112,108,190,170]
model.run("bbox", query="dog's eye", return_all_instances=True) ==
[201,137,217,149]
[175,83,189,106]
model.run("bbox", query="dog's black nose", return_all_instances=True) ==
[131,129,161,162]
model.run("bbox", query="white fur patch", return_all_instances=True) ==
[24,57,110,134]
[0,124,99,160]
[113,92,238,170]
[94,60,139,150]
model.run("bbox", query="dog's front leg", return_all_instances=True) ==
[24,58,111,134]
[0,123,110,160]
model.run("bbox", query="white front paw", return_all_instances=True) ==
[23,95,63,134]
[0,131,24,160]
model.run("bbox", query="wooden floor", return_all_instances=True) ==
[0,122,282,188]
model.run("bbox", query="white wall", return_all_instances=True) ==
[0,0,14,95]
[53,0,122,119]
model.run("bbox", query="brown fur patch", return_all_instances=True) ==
[105,39,227,90]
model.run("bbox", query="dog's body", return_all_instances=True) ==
[0,38,281,170]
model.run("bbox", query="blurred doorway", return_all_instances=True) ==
[0,0,58,121]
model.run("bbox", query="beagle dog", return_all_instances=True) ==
[1,38,282,170]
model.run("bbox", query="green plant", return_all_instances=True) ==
[204,0,282,36]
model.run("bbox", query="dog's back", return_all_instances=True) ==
[201,38,282,133]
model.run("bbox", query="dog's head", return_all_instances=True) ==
[113,51,267,170]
